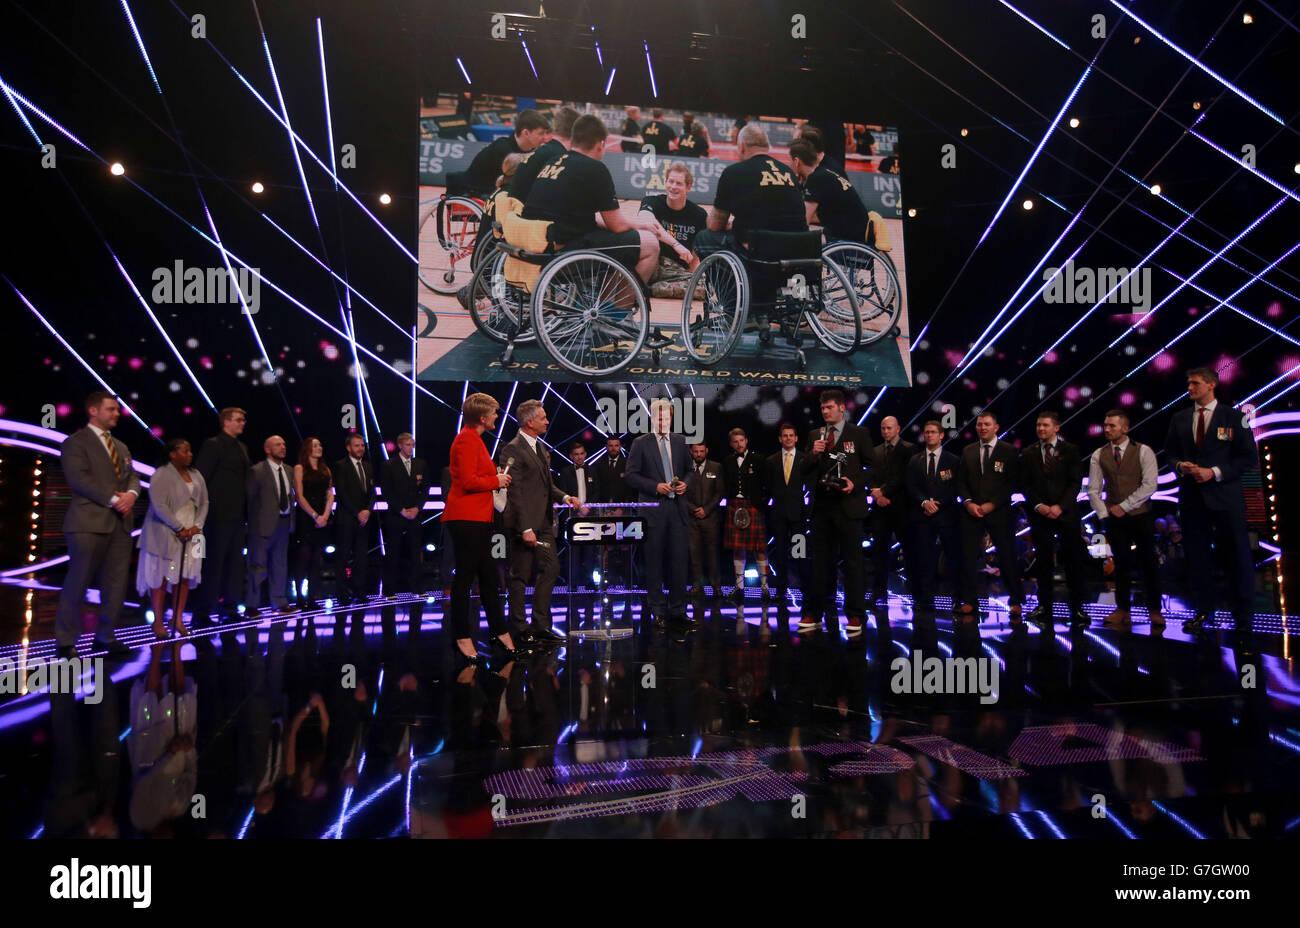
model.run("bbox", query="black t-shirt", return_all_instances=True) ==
[676,133,709,158]
[639,194,707,265]
[521,150,619,244]
[640,120,677,155]
[464,135,522,195]
[509,138,566,203]
[620,118,642,152]
[804,163,869,242]
[714,154,807,241]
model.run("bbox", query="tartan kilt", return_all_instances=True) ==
[724,503,767,550]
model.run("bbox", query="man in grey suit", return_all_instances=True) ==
[246,435,295,613]
[683,441,724,597]
[626,399,692,627]
[502,399,580,645]
[56,391,141,659]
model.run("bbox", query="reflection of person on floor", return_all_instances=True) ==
[128,641,197,835]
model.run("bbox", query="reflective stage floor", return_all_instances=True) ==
[2,587,1298,840]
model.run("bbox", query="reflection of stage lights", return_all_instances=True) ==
[251,181,264,194]
[110,162,125,176]
[425,543,435,551]
[592,570,601,583]
[325,545,336,554]
[379,193,392,205]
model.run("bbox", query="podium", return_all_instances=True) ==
[558,501,653,640]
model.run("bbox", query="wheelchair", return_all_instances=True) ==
[679,229,860,367]
[821,240,903,346]
[417,172,495,294]
[466,217,667,377]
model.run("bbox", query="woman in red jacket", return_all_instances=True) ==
[445,392,515,662]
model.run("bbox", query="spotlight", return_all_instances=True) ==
[425,544,435,551]
[1192,100,1202,110]
[1243,12,1253,24]
[1294,163,1300,174]
[251,181,265,194]
[1068,117,1080,128]
[110,162,125,176]
[1150,183,1162,195]
[907,208,917,217]
[960,128,968,137]
[1133,35,1141,44]
[1021,199,1034,210]
[379,193,392,205]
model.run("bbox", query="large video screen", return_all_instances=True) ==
[415,92,910,387]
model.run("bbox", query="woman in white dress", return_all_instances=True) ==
[137,438,209,637]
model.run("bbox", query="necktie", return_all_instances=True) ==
[277,465,288,513]
[659,436,675,496]
[404,456,411,476]
[1113,444,1122,466]
[1195,406,1207,448]
[355,459,366,494]
[884,442,893,465]
[827,427,838,451]
[575,467,586,504]
[982,443,991,474]
[783,452,792,485]
[103,431,124,479]
[1043,443,1055,471]
[927,451,936,481]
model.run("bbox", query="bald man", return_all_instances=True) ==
[247,434,296,612]
[867,416,918,606]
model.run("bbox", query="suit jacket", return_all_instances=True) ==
[683,459,723,515]
[444,427,498,523]
[722,451,765,507]
[597,453,633,504]
[61,426,141,534]
[868,439,918,506]
[247,459,295,536]
[765,449,809,522]
[625,432,690,525]
[334,455,375,520]
[195,432,250,520]
[956,440,1020,511]
[500,434,568,537]
[139,462,207,558]
[800,422,871,519]
[557,463,603,506]
[1020,439,1083,516]
[1164,401,1258,513]
[382,455,429,517]
[905,447,961,525]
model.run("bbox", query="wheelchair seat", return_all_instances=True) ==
[740,229,823,265]
[494,196,555,293]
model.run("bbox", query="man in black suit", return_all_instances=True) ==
[334,434,375,603]
[55,391,140,659]
[1020,411,1089,629]
[382,432,429,595]
[905,420,962,613]
[598,435,635,588]
[799,389,871,636]
[765,422,808,601]
[722,427,770,602]
[956,410,1025,621]
[867,415,918,605]
[1164,367,1259,632]
[501,400,580,644]
[683,441,724,597]
[625,400,692,627]
[195,406,250,623]
[557,441,603,593]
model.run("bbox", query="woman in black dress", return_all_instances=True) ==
[292,437,335,607]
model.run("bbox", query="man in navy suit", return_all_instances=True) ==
[625,399,692,628]
[905,420,962,612]
[1164,367,1258,631]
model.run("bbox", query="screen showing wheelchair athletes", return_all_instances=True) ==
[417,93,909,387]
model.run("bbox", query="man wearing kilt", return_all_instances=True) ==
[723,428,771,602]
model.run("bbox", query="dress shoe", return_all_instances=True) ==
[56,644,78,661]
[1025,604,1052,626]
[454,647,487,670]
[668,613,699,630]
[1102,608,1131,628]
[277,603,300,615]
[489,635,519,661]
[1183,612,1208,633]
[1149,610,1166,628]
[1068,608,1091,629]
[93,637,133,659]
[529,626,566,646]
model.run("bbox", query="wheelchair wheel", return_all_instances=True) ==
[418,195,484,294]
[803,259,861,354]
[532,250,649,377]
[680,252,748,365]
[822,241,903,346]
[467,250,536,345]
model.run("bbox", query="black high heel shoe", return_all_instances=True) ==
[489,635,519,662]
[454,645,487,669]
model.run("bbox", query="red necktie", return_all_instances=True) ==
[1195,406,1207,448]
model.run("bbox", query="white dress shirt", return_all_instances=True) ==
[1188,399,1223,482]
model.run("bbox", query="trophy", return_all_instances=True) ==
[668,473,688,497]
[817,427,849,491]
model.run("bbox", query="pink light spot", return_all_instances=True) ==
[200,357,214,370]
[1152,351,1176,372]
[105,355,118,365]
[1278,356,1300,381]
[56,403,72,416]
[1043,351,1058,364]
[1267,301,1283,319]
[1064,386,1080,401]
[1119,392,1136,405]
[182,407,193,415]
[321,340,340,361]
[128,357,144,370]
[1088,424,1104,436]
[944,349,964,369]
[1188,307,1198,316]
[1213,354,1240,383]
[150,426,164,438]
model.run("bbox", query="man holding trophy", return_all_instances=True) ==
[625,399,693,629]
[799,389,872,636]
